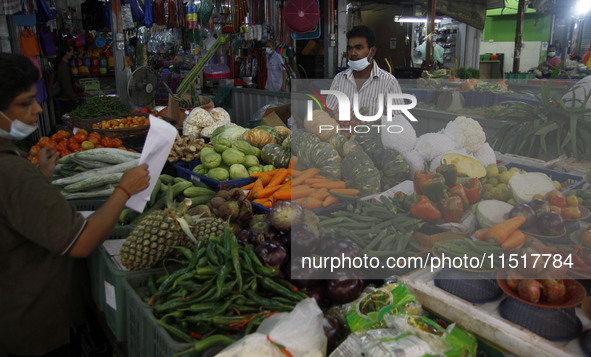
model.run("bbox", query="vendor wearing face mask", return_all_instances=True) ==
[0,53,150,356]
[326,25,403,117]
[264,40,287,92]
[542,45,562,70]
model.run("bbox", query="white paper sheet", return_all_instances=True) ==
[126,115,177,212]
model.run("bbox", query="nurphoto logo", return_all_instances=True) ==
[306,90,419,134]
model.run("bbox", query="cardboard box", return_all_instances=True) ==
[261,103,290,127]
[167,94,214,128]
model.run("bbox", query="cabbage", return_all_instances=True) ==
[220,126,248,143]
[229,164,249,179]
[509,172,555,204]
[473,200,514,229]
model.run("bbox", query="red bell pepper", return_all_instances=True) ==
[413,164,433,195]
[439,196,464,223]
[411,197,442,224]
[449,184,470,209]
[462,178,482,204]
[436,161,458,187]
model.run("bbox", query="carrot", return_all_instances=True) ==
[240,181,256,191]
[273,189,292,200]
[253,199,273,209]
[310,188,330,201]
[304,177,333,184]
[300,197,324,209]
[312,181,346,189]
[290,168,320,186]
[268,168,289,187]
[250,171,270,178]
[329,188,359,196]
[501,229,526,249]
[253,185,283,199]
[289,156,298,170]
[246,178,264,200]
[291,169,303,177]
[322,195,340,207]
[291,186,316,199]
[259,173,275,186]
[474,228,488,241]
[485,215,526,244]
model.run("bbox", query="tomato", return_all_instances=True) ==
[29,144,41,156]
[92,123,100,129]
[88,136,100,145]
[88,131,101,139]
[59,149,72,157]
[73,132,87,143]
[100,137,113,147]
[94,144,104,148]
[57,130,71,139]
[81,140,95,150]
[111,138,123,147]
[68,141,81,151]
[77,129,88,135]
[37,136,50,147]
[28,155,39,164]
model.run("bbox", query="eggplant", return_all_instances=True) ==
[327,239,363,259]
[289,256,320,289]
[249,218,279,246]
[291,228,319,257]
[255,240,288,271]
[236,229,255,247]
[307,285,326,308]
[269,200,304,232]
[323,315,346,354]
[324,271,365,304]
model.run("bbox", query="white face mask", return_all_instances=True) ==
[265,48,273,55]
[548,52,556,57]
[0,111,38,140]
[348,56,371,71]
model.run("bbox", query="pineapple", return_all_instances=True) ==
[190,217,227,241]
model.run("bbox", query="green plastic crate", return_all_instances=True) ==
[504,72,536,84]
[87,226,164,342]
[124,273,194,357]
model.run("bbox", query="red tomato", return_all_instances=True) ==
[29,144,41,156]
[111,138,123,147]
[100,137,113,147]
[37,136,50,147]
[68,141,81,151]
[88,136,100,145]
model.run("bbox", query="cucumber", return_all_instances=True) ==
[150,178,161,203]
[183,186,216,198]
[64,173,124,193]
[119,208,139,225]
[191,179,208,188]
[71,148,140,164]
[174,177,188,184]
[52,159,140,186]
[64,187,115,200]
[70,155,112,169]
[190,194,215,207]
[159,174,175,185]
[171,181,193,198]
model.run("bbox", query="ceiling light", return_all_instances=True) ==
[575,0,591,15]
[394,16,442,23]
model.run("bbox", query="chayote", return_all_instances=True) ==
[232,140,258,156]
[229,164,249,180]
[221,148,245,166]
[248,166,262,175]
[201,152,222,169]
[242,155,260,168]
[200,147,216,158]
[192,164,208,176]
[262,164,276,172]
[206,167,229,181]
[213,138,232,153]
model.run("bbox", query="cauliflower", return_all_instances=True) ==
[381,114,417,153]
[210,107,231,124]
[442,116,486,153]
[414,133,457,161]
[429,149,470,172]
[473,142,497,167]
[402,150,425,176]
[201,123,224,138]
[187,107,215,128]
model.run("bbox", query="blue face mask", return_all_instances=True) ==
[0,111,38,140]
[548,52,556,57]
[266,48,273,55]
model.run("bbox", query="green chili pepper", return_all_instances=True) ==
[231,237,243,292]
[216,261,233,297]
[157,320,194,343]
[259,277,305,302]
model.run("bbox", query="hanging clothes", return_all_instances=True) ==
[1,0,24,15]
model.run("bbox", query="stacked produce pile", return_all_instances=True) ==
[68,95,130,119]
[167,134,213,163]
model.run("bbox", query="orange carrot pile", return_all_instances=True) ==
[239,157,360,210]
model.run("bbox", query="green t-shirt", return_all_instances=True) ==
[0,141,88,355]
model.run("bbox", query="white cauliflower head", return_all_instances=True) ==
[473,142,497,167]
[210,107,231,124]
[414,133,457,161]
[402,150,425,176]
[187,107,215,128]
[381,114,417,153]
[442,116,486,153]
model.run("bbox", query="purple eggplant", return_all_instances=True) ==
[269,200,304,232]
[289,256,320,289]
[255,240,288,270]
[324,271,365,304]
[291,228,319,257]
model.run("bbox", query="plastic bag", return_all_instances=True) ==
[218,299,327,357]
[252,101,288,122]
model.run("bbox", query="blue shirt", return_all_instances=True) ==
[265,51,285,91]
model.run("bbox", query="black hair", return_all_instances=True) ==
[0,53,39,111]
[54,43,73,67]
[346,25,376,48]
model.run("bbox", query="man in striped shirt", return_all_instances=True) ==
[326,25,403,117]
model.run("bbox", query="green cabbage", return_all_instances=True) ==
[207,167,230,181]
[221,148,245,166]
[229,164,250,180]
[220,126,248,143]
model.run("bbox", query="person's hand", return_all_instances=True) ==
[38,147,60,179]
[118,163,150,195]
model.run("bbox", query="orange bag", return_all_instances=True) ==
[19,29,40,57]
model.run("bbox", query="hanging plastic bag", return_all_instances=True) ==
[217,299,327,357]
[36,0,54,23]
[20,28,41,56]
[38,26,57,56]
[129,0,144,23]
[103,2,111,28]
[121,2,135,30]
[144,0,153,28]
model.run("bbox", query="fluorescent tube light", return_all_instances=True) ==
[394,16,442,23]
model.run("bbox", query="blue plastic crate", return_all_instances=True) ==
[501,162,585,191]
[251,200,270,214]
[173,161,256,190]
